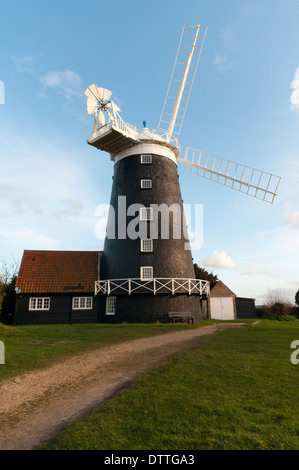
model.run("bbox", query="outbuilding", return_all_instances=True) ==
[208,280,237,320]
[235,297,256,319]
[15,250,102,325]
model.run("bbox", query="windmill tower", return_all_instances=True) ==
[84,25,281,323]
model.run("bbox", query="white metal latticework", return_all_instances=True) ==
[92,117,138,141]
[158,24,207,138]
[178,147,281,204]
[95,278,210,296]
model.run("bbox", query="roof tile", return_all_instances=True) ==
[16,250,101,294]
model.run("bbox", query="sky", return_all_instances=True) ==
[0,0,298,305]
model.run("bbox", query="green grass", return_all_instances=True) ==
[39,320,299,450]
[0,321,210,382]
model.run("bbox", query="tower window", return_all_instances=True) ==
[141,154,152,164]
[141,239,153,252]
[140,207,153,221]
[140,266,153,280]
[140,179,152,189]
[106,296,116,315]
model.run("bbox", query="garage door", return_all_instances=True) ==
[210,297,234,320]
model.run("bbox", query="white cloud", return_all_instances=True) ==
[213,54,227,66]
[220,27,235,51]
[52,199,84,220]
[213,27,236,71]
[39,69,82,100]
[240,267,277,277]
[256,226,288,238]
[212,54,235,71]
[1,228,59,248]
[201,250,237,269]
[290,67,299,111]
[284,203,299,229]
[11,55,35,73]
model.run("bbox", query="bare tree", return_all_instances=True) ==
[264,288,293,316]
[0,256,20,323]
[0,256,19,286]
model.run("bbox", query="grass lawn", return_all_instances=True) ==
[0,321,209,382]
[39,319,299,450]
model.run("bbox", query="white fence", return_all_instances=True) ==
[94,117,138,140]
[95,278,210,296]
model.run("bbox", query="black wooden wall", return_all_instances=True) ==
[15,294,100,325]
[235,297,256,319]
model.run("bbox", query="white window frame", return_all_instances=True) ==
[140,207,153,221]
[140,179,152,189]
[140,266,153,281]
[141,154,152,164]
[29,297,50,311]
[72,297,93,310]
[140,238,153,252]
[106,296,116,315]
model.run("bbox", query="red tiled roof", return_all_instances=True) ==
[16,250,101,294]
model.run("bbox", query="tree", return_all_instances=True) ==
[295,289,299,308]
[0,257,19,285]
[263,288,293,317]
[193,263,218,283]
[0,257,19,324]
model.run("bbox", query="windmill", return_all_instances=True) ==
[84,24,281,323]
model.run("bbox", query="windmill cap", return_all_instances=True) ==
[137,128,166,143]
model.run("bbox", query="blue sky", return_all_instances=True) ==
[0,0,298,304]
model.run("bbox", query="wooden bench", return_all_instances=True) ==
[169,312,194,324]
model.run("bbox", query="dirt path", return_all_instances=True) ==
[0,323,245,450]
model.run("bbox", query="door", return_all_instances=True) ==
[210,297,234,320]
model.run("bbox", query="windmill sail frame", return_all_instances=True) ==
[158,24,207,140]
[178,147,281,204]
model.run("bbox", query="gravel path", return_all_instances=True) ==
[0,323,245,450]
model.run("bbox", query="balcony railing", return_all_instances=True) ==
[93,117,138,140]
[95,278,210,296]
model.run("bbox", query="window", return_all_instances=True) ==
[141,239,153,252]
[140,207,153,221]
[106,297,116,315]
[29,297,50,310]
[140,266,153,280]
[141,154,152,164]
[140,179,152,189]
[72,297,93,310]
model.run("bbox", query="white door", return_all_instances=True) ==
[210,297,234,320]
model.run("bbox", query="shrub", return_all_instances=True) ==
[263,289,294,318]
[270,301,293,317]
[276,315,297,322]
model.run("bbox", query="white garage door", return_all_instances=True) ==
[210,297,234,320]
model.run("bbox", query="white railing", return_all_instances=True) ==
[95,278,210,296]
[137,128,180,153]
[93,117,138,140]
